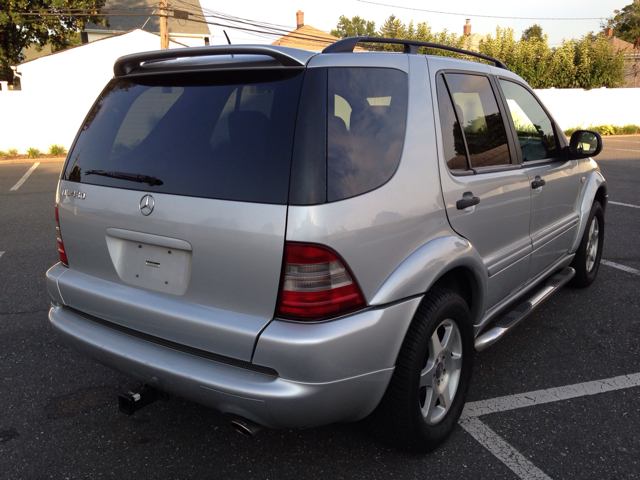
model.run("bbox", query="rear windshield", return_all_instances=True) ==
[63,70,304,204]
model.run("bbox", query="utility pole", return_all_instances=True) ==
[159,1,169,49]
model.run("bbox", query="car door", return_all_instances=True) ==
[433,69,532,309]
[496,78,580,280]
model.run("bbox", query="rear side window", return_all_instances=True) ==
[64,71,304,204]
[327,68,408,201]
[436,75,469,171]
[445,74,511,169]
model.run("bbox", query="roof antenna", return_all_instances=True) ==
[223,30,233,58]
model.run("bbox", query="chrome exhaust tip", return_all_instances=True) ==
[230,415,263,437]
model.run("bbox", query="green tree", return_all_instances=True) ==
[330,13,624,89]
[378,14,407,39]
[606,2,640,47]
[330,15,376,39]
[522,24,543,41]
[331,14,466,53]
[479,27,625,89]
[375,14,408,51]
[0,1,106,83]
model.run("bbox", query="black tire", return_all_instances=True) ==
[367,287,474,452]
[570,201,604,288]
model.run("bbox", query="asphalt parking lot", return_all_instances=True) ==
[1,137,638,479]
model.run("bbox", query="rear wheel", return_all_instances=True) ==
[570,201,604,288]
[368,287,474,452]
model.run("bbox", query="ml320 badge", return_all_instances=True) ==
[61,189,86,199]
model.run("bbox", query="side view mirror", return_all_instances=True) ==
[569,130,603,158]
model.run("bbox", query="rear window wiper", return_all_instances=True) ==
[85,170,164,186]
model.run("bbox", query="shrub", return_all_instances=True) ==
[621,124,640,134]
[48,144,66,156]
[0,150,7,159]
[478,28,625,89]
[26,147,41,158]
[564,124,640,136]
[7,148,19,156]
[590,125,617,136]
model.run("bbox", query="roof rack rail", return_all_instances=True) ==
[322,36,509,70]
[114,46,306,77]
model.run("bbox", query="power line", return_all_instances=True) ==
[357,0,607,21]
[10,2,345,45]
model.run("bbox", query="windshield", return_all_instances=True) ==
[63,70,304,204]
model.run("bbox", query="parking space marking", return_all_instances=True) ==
[9,162,40,191]
[461,373,640,419]
[604,148,640,152]
[459,417,552,480]
[609,200,640,209]
[459,373,640,479]
[0,251,4,259]
[601,260,640,276]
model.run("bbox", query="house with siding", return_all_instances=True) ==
[271,11,366,52]
[83,0,211,47]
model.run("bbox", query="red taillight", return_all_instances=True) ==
[55,205,68,266]
[276,243,366,321]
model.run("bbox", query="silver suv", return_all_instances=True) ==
[46,37,606,451]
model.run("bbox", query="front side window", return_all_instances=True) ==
[445,74,511,169]
[327,67,408,201]
[499,79,561,161]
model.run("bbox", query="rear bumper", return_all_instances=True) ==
[48,295,422,429]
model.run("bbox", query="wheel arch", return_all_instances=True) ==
[430,266,482,325]
[370,235,487,326]
[570,171,607,254]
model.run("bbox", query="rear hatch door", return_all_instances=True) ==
[56,64,304,361]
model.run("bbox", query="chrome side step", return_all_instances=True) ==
[474,267,575,351]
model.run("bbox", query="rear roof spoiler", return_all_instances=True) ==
[322,36,509,70]
[114,45,308,78]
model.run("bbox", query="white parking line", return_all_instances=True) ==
[461,373,640,419]
[9,162,40,191]
[601,260,640,276]
[0,251,4,259]
[604,147,640,152]
[459,418,552,480]
[609,200,640,209]
[459,373,640,479]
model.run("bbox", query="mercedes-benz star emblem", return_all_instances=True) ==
[139,194,155,216]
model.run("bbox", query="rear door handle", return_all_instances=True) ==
[531,176,546,189]
[456,192,481,210]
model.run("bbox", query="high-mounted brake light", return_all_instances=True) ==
[55,205,68,266]
[276,243,366,321]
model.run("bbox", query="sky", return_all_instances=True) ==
[195,0,627,47]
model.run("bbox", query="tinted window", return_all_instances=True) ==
[445,74,511,168]
[64,71,304,204]
[436,76,469,171]
[289,68,327,205]
[327,68,408,201]
[499,80,561,161]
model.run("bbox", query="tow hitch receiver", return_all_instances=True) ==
[118,384,167,415]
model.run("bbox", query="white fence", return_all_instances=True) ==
[0,86,103,154]
[0,29,185,154]
[534,88,640,131]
